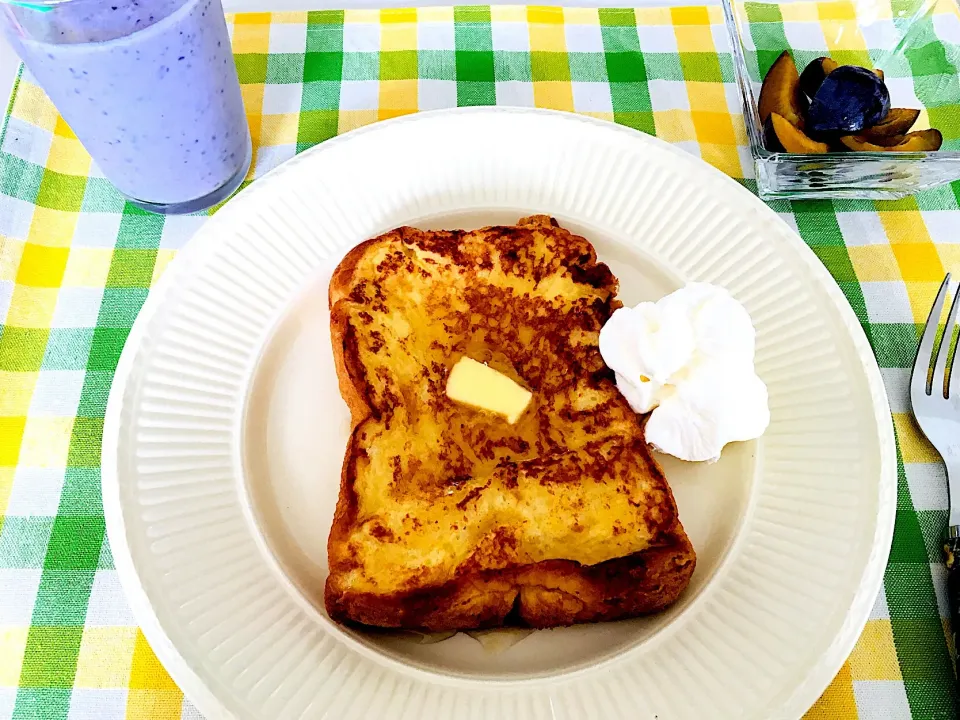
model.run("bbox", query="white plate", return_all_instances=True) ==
[102,107,896,720]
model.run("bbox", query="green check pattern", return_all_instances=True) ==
[1,4,960,719]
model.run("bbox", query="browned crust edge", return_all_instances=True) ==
[325,529,695,631]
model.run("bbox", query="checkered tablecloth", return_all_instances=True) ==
[1,3,960,718]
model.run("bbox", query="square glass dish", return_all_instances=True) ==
[722,0,960,199]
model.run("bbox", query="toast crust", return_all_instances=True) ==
[325,216,695,631]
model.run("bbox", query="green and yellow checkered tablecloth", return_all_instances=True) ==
[2,3,960,718]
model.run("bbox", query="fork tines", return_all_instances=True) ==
[912,273,960,402]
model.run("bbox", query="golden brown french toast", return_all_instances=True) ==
[326,215,695,631]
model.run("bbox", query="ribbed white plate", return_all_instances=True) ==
[103,107,896,720]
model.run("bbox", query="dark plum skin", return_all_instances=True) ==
[763,116,784,151]
[799,57,835,99]
[808,65,891,135]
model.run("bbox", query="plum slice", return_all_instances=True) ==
[859,108,920,140]
[840,129,943,152]
[770,113,829,153]
[758,51,808,129]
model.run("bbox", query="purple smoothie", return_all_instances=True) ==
[1,0,250,211]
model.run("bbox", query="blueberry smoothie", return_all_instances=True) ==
[1,0,250,212]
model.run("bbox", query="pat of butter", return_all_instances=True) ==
[445,356,532,424]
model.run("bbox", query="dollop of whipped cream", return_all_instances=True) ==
[599,283,769,462]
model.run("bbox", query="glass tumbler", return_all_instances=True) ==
[0,0,252,214]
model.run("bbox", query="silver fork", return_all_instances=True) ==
[911,272,960,676]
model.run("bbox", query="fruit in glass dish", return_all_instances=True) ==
[840,129,943,152]
[807,65,891,135]
[758,52,941,154]
[757,51,808,129]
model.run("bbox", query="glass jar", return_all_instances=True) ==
[722,0,960,199]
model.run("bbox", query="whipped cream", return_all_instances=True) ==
[599,283,769,462]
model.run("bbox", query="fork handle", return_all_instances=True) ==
[944,529,960,678]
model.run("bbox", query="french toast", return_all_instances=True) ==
[325,215,695,631]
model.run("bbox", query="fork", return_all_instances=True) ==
[911,273,960,677]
